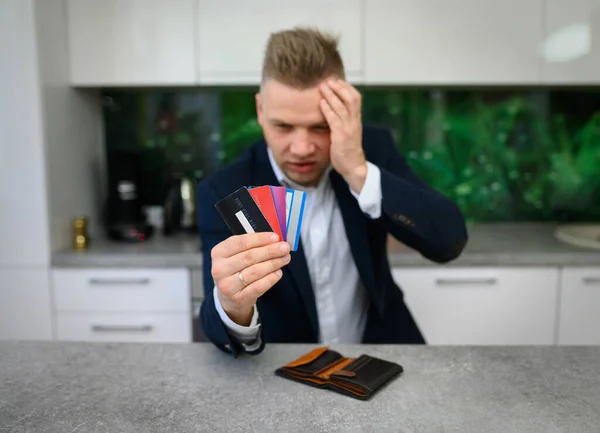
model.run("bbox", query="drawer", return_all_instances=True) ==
[392,267,559,345]
[52,268,190,313]
[190,268,205,300]
[558,267,600,345]
[55,312,191,343]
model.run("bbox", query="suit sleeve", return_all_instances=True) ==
[196,180,266,358]
[374,129,468,263]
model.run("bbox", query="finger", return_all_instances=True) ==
[330,79,361,118]
[241,253,290,286]
[211,232,279,260]
[220,252,290,298]
[229,269,284,306]
[328,80,353,108]
[320,81,349,120]
[320,98,341,129]
[214,241,290,281]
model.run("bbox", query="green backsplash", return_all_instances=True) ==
[102,88,600,223]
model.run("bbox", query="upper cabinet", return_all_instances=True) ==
[64,0,600,86]
[364,0,544,85]
[196,0,363,85]
[540,0,600,84]
[67,0,197,86]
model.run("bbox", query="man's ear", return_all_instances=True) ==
[255,92,263,126]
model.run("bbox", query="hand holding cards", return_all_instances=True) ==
[210,185,306,327]
[215,185,306,251]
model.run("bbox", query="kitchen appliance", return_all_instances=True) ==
[163,174,197,235]
[105,150,154,242]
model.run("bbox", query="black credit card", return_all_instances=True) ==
[214,186,274,235]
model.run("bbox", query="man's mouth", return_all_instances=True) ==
[287,161,316,174]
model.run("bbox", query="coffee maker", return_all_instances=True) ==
[104,150,153,242]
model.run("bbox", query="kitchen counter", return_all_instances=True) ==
[51,223,600,268]
[1,341,599,432]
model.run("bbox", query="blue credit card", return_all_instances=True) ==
[285,189,306,251]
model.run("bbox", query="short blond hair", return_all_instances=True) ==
[261,27,345,89]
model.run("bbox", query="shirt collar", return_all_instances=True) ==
[266,146,333,192]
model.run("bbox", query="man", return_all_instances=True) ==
[196,27,468,357]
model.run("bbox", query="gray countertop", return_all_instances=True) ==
[1,341,600,432]
[51,223,600,268]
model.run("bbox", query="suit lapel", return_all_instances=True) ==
[251,142,320,337]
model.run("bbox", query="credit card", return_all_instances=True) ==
[249,185,283,241]
[285,189,306,251]
[269,186,288,241]
[214,187,273,235]
[285,189,294,228]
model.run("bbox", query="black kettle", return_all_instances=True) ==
[163,174,197,235]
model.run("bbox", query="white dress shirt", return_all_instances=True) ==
[213,149,383,350]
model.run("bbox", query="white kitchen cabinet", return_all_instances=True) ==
[0,0,51,267]
[364,0,544,84]
[55,312,190,343]
[67,0,197,86]
[0,270,53,341]
[540,0,600,84]
[1,0,105,340]
[52,268,190,313]
[52,268,192,343]
[392,267,559,345]
[557,267,600,345]
[196,0,363,85]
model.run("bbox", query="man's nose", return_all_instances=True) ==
[289,130,314,156]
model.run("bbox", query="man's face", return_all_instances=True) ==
[256,78,332,187]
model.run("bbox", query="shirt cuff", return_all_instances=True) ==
[349,161,382,219]
[213,285,262,350]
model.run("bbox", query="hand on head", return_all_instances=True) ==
[319,78,367,191]
[211,232,290,326]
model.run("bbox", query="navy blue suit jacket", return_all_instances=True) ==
[196,125,468,357]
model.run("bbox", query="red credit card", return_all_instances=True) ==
[249,186,284,242]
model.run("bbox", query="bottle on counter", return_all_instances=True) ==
[72,216,90,250]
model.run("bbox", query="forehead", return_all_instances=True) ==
[261,79,326,125]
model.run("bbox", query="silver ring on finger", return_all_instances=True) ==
[238,271,248,287]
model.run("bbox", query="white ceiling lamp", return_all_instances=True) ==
[541,22,591,63]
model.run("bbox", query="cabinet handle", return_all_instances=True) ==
[435,278,497,286]
[582,277,600,285]
[88,278,150,286]
[91,325,153,333]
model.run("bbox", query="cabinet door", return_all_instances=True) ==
[541,0,600,83]
[55,312,191,343]
[67,0,196,85]
[365,0,543,84]
[52,268,190,313]
[558,267,600,345]
[392,267,559,345]
[0,270,53,341]
[196,0,363,85]
[0,0,50,267]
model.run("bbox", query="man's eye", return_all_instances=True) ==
[275,124,290,130]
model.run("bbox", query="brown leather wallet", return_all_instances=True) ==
[275,346,404,400]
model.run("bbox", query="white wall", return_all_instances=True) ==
[34,0,105,253]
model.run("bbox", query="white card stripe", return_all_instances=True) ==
[235,210,255,233]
